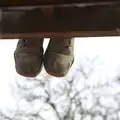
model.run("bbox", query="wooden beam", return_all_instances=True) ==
[0,5,120,38]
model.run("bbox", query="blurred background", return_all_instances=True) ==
[0,37,120,120]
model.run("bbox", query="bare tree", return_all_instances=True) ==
[0,57,120,120]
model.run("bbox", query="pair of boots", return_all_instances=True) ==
[14,37,74,77]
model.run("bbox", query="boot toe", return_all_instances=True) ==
[44,52,74,77]
[15,55,43,77]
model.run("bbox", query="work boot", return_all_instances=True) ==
[14,38,44,77]
[44,37,74,77]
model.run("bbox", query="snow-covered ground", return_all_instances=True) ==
[0,37,120,120]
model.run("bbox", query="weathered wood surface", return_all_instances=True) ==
[0,6,119,38]
[0,1,119,38]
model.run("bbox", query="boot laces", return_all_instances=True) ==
[18,39,40,54]
[22,39,37,47]
[63,38,71,47]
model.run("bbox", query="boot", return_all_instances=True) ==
[44,37,74,77]
[14,38,44,77]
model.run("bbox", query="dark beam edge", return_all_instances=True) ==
[1,1,120,9]
[0,31,119,39]
[0,0,120,6]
